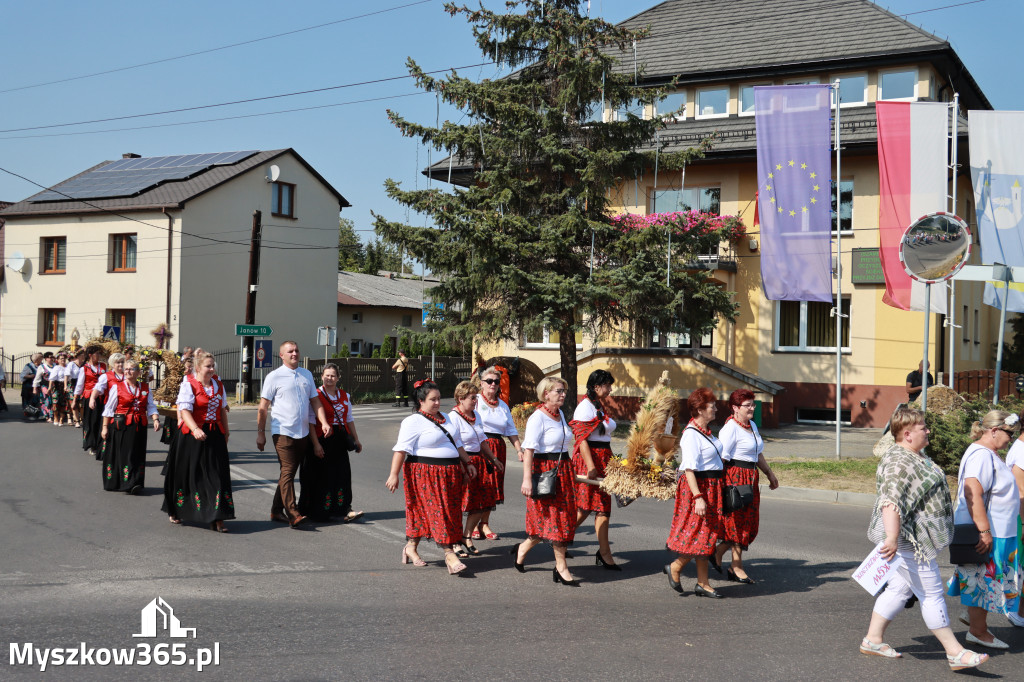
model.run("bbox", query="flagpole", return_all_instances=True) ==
[833,79,842,460]
[948,93,959,387]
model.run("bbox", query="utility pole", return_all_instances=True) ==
[241,210,262,402]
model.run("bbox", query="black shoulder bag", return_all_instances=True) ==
[531,413,569,498]
[949,452,994,566]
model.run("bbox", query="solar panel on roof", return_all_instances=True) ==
[30,150,259,202]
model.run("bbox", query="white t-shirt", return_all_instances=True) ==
[449,409,488,452]
[66,362,82,385]
[260,365,317,438]
[476,396,519,437]
[719,419,763,463]
[392,413,464,459]
[572,398,616,443]
[679,425,724,472]
[102,382,158,418]
[47,365,66,383]
[522,409,572,454]
[1006,439,1024,477]
[33,363,53,388]
[953,442,1020,538]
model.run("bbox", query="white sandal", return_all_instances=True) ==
[860,638,901,658]
[947,649,987,671]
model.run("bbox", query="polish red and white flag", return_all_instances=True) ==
[876,101,949,312]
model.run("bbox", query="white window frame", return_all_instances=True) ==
[774,298,851,353]
[351,313,362,323]
[830,73,867,108]
[695,86,729,119]
[614,100,643,121]
[522,326,583,350]
[350,338,362,353]
[784,77,821,85]
[878,67,918,102]
[655,90,687,122]
[739,83,770,117]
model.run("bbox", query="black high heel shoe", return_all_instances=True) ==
[663,565,683,594]
[510,543,526,573]
[727,568,755,584]
[552,567,580,587]
[708,554,724,575]
[595,550,622,571]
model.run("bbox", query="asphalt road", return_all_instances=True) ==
[1,402,1020,680]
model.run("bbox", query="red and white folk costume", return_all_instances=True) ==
[298,386,357,520]
[450,406,498,513]
[101,379,158,493]
[666,422,724,556]
[475,394,518,505]
[522,407,577,544]
[77,362,107,454]
[570,398,617,515]
[719,417,764,549]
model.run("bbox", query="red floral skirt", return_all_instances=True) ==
[573,442,612,514]
[720,463,760,549]
[666,474,723,556]
[483,436,507,505]
[525,457,577,544]
[403,459,465,545]
[462,452,498,513]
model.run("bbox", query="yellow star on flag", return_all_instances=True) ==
[766,184,772,191]
[770,197,776,203]
[776,164,782,170]
[813,184,819,192]
[788,160,795,166]
[768,172,774,178]
[777,207,783,213]
[789,210,796,216]
[810,197,817,204]
[800,163,807,169]
[810,172,816,179]
[802,206,808,213]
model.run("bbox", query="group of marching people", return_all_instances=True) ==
[387,367,780,589]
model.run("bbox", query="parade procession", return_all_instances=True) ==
[2,1,1023,679]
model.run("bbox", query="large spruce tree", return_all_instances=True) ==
[374,0,738,403]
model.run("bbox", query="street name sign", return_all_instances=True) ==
[235,324,273,336]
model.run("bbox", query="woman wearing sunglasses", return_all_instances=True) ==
[474,366,524,540]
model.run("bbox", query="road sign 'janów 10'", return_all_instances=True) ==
[235,324,273,336]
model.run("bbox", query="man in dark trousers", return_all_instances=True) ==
[905,360,934,403]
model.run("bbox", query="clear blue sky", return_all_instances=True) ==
[1,0,1020,243]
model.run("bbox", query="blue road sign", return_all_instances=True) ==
[102,325,121,342]
[255,339,273,369]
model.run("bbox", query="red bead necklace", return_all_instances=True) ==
[688,418,712,436]
[540,403,562,421]
[481,393,500,408]
[726,415,753,431]
[419,410,444,425]
[455,408,476,424]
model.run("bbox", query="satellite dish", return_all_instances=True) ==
[899,212,971,284]
[266,165,281,183]
[7,251,26,273]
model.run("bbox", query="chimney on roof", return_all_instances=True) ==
[122,153,141,159]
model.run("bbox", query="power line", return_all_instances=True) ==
[0,92,428,141]
[0,0,436,94]
[0,61,493,134]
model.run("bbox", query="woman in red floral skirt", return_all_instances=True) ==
[712,389,779,584]
[386,380,478,575]
[474,366,524,540]
[665,387,725,598]
[449,381,502,557]
[514,377,579,586]
[571,369,620,570]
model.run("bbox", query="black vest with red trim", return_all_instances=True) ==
[82,362,107,395]
[113,381,150,426]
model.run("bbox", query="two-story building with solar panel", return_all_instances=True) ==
[0,148,350,360]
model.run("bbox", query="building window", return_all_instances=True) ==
[109,233,137,272]
[656,91,687,121]
[695,87,728,118]
[614,99,642,121]
[271,181,296,218]
[351,313,362,323]
[832,74,867,107]
[652,329,712,349]
[650,186,721,215]
[974,309,979,345]
[962,304,969,343]
[41,309,66,345]
[350,339,362,354]
[401,314,413,327]
[878,68,917,101]
[785,77,820,85]
[41,237,66,274]
[523,326,583,349]
[775,298,850,352]
[739,84,770,116]
[105,309,136,345]
[831,179,854,233]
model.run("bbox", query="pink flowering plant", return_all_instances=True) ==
[610,210,746,243]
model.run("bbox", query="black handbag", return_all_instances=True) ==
[949,524,990,565]
[723,484,755,513]
[531,413,569,498]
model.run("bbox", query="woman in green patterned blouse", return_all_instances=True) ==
[860,407,987,672]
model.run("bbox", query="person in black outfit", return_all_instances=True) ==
[905,361,934,403]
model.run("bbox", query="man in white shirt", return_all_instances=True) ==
[257,340,332,528]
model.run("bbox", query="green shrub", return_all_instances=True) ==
[332,345,351,358]
[380,335,395,359]
[925,394,1024,473]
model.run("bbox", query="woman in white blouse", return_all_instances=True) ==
[386,380,478,575]
[947,410,1024,643]
[1006,414,1024,627]
[711,389,779,584]
[100,359,160,496]
[449,381,502,557]
[513,377,579,586]
[572,369,620,570]
[665,387,725,598]
[474,366,524,540]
